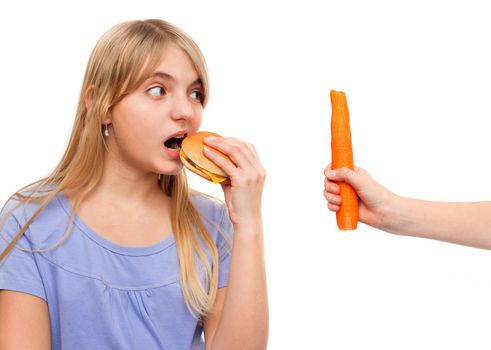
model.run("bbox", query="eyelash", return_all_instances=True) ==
[146,86,204,103]
[190,90,204,103]
[147,86,166,97]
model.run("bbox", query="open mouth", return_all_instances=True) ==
[164,134,187,150]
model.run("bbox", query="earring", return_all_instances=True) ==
[104,124,109,137]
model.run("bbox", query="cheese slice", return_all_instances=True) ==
[180,151,229,184]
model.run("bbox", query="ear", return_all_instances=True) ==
[85,85,112,124]
[84,85,95,108]
[102,110,112,125]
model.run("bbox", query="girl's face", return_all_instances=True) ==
[108,44,204,176]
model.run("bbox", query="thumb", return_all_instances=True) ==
[325,166,364,191]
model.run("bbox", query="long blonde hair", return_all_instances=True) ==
[0,19,219,318]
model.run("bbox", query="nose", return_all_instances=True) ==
[170,93,194,122]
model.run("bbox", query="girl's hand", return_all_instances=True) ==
[324,164,396,229]
[203,136,265,228]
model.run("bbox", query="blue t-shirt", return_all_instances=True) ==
[0,192,232,350]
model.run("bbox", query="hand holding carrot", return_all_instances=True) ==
[325,165,491,249]
[324,165,396,230]
[327,92,491,249]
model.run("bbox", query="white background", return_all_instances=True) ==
[1,1,491,349]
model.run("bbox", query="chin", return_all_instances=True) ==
[158,163,184,176]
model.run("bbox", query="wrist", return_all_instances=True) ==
[378,194,409,233]
[232,217,263,235]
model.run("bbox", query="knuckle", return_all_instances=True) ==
[228,137,241,145]
[327,203,338,212]
[326,183,337,193]
[325,193,334,203]
[340,167,350,176]
[234,178,247,187]
[228,143,241,153]
[323,164,332,176]
[258,168,266,179]
[242,171,262,185]
[326,192,340,204]
[248,174,260,184]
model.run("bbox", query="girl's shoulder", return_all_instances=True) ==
[1,182,60,221]
[0,191,69,249]
[1,192,64,223]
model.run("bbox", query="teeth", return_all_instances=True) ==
[163,134,185,150]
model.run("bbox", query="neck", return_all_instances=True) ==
[88,148,164,204]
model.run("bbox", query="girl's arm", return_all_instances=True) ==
[0,290,51,349]
[324,165,491,249]
[202,137,268,350]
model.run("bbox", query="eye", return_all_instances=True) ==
[147,86,166,97]
[190,90,204,102]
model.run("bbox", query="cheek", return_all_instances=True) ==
[113,95,159,129]
[192,108,203,130]
[112,102,155,145]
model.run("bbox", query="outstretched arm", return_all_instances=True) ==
[324,165,491,249]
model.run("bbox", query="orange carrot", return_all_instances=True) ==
[330,90,358,230]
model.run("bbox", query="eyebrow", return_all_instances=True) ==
[149,71,202,86]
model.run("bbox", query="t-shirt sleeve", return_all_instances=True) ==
[217,206,233,289]
[0,205,47,301]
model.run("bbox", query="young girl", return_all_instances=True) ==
[324,164,491,249]
[0,19,268,349]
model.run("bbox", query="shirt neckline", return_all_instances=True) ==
[56,192,175,257]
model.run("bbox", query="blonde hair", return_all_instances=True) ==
[0,19,219,318]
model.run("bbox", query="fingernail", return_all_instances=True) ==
[203,146,212,154]
[327,170,336,178]
[204,136,216,142]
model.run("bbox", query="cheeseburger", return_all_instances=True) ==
[179,131,230,184]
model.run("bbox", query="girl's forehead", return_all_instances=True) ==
[157,44,191,66]
[150,45,200,82]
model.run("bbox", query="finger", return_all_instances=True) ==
[325,167,355,182]
[220,182,232,201]
[324,168,340,181]
[205,137,267,189]
[324,179,340,194]
[338,166,368,191]
[324,173,336,187]
[323,190,342,205]
[244,142,266,175]
[245,141,259,158]
[323,163,333,175]
[327,202,340,212]
[203,146,238,177]
[240,140,264,169]
[220,182,231,192]
[204,137,257,169]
